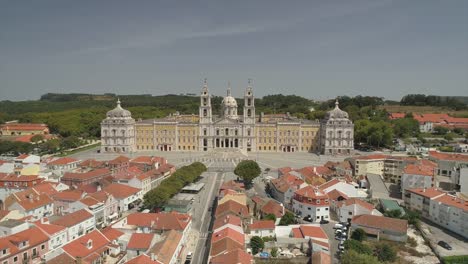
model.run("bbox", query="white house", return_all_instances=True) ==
[50,208,95,241]
[34,218,68,250]
[248,220,275,238]
[103,183,142,212]
[46,157,80,177]
[292,186,330,222]
[401,163,435,193]
[319,179,360,198]
[5,188,54,220]
[336,198,382,223]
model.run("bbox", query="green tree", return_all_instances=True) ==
[262,214,277,221]
[30,134,44,143]
[270,247,278,258]
[374,243,397,262]
[392,118,420,138]
[234,160,261,187]
[444,133,454,141]
[403,209,420,226]
[343,240,373,255]
[60,136,82,149]
[279,212,296,225]
[41,138,61,153]
[384,209,402,218]
[250,236,264,255]
[341,250,382,264]
[351,228,367,242]
[434,126,449,135]
[453,128,464,135]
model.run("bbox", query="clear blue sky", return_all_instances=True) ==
[0,0,467,101]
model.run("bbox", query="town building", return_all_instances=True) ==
[248,220,275,238]
[335,198,382,223]
[4,187,54,220]
[292,186,330,222]
[401,161,436,193]
[101,80,354,154]
[0,122,49,136]
[428,151,468,191]
[50,208,95,241]
[0,226,49,264]
[350,215,408,242]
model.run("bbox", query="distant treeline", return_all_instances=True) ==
[400,94,467,110]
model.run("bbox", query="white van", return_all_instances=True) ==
[333,223,344,229]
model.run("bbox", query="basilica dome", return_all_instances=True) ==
[107,99,132,118]
[222,95,238,107]
[326,100,349,119]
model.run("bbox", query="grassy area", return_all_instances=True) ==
[442,255,468,264]
[378,105,468,117]
[57,142,100,157]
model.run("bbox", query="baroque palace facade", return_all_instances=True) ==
[101,80,354,155]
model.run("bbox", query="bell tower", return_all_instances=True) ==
[243,79,255,124]
[199,78,212,124]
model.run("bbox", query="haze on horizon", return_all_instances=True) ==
[0,0,467,102]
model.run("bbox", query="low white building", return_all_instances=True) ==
[454,144,468,153]
[0,219,29,235]
[319,179,360,198]
[248,220,275,238]
[292,186,330,222]
[5,188,54,220]
[46,157,80,177]
[50,208,95,241]
[103,183,142,212]
[34,218,68,250]
[460,167,468,194]
[401,163,435,193]
[405,187,468,239]
[335,198,382,223]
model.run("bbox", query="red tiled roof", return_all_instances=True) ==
[0,173,43,182]
[210,248,253,264]
[434,194,468,211]
[127,233,155,250]
[388,113,406,120]
[52,189,86,201]
[11,188,53,211]
[101,227,124,241]
[429,151,468,162]
[0,226,49,257]
[295,186,329,200]
[211,227,245,245]
[260,200,284,218]
[404,163,435,177]
[278,167,293,175]
[62,230,110,258]
[34,219,66,236]
[327,189,349,201]
[220,180,245,192]
[48,157,79,166]
[413,113,450,124]
[62,168,111,181]
[213,215,242,231]
[103,183,140,199]
[80,196,101,207]
[319,179,341,191]
[108,155,130,165]
[88,190,112,203]
[0,123,48,131]
[338,198,375,212]
[47,252,76,264]
[311,251,331,264]
[79,159,105,168]
[210,237,244,257]
[51,209,93,227]
[215,200,249,218]
[249,220,275,230]
[0,210,10,220]
[293,225,328,239]
[126,254,162,264]
[31,182,59,196]
[270,174,304,193]
[352,215,408,234]
[406,187,446,199]
[126,212,191,231]
[149,230,183,264]
[113,167,144,180]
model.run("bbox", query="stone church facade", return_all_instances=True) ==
[101,80,353,154]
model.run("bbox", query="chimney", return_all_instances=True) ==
[280,203,284,216]
[151,253,157,261]
[28,194,33,203]
[87,239,93,249]
[97,185,102,192]
[423,188,426,193]
[75,257,82,264]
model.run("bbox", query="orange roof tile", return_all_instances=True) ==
[34,220,66,236]
[211,227,245,245]
[126,254,162,264]
[406,188,446,199]
[215,200,249,218]
[220,180,245,192]
[126,212,191,231]
[435,194,468,211]
[11,188,53,211]
[295,186,329,200]
[79,159,105,168]
[326,189,349,201]
[311,251,331,264]
[249,220,275,230]
[338,198,375,212]
[103,183,140,199]
[352,215,407,234]
[0,226,49,257]
[62,168,111,181]
[47,252,76,264]
[404,163,435,177]
[295,225,328,239]
[108,155,130,165]
[0,123,48,130]
[210,237,244,257]
[101,227,124,242]
[80,196,101,207]
[62,230,110,258]
[149,230,183,264]
[260,200,284,218]
[31,182,59,196]
[51,209,93,227]
[319,179,341,191]
[429,151,468,162]
[213,215,242,231]
[52,189,86,201]
[48,157,79,166]
[127,233,155,250]
[210,248,253,264]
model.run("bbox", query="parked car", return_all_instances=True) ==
[338,245,345,250]
[341,226,347,231]
[437,241,452,250]
[334,223,344,229]
[335,229,342,234]
[320,219,329,224]
[303,216,313,222]
[186,252,193,260]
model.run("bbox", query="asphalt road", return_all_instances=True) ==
[192,171,224,264]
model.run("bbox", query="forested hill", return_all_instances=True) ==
[0,93,316,138]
